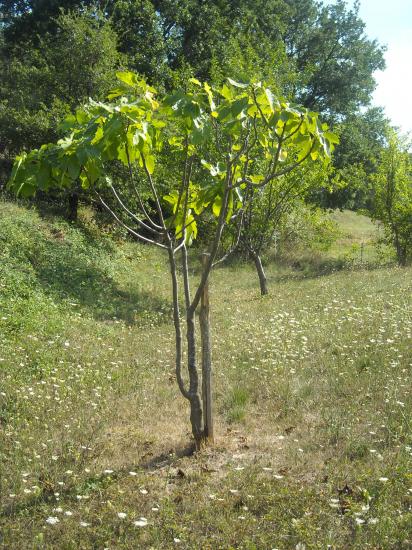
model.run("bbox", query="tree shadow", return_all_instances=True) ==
[0,443,196,520]
[136,442,196,471]
[28,220,169,325]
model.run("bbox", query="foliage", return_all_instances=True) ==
[238,160,334,253]
[0,9,120,187]
[8,72,337,243]
[1,0,386,212]
[313,107,389,209]
[284,0,385,118]
[227,158,335,294]
[280,201,340,253]
[2,0,385,111]
[370,130,412,266]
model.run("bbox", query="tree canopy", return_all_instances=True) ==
[0,0,392,215]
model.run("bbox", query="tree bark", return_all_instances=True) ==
[394,232,407,266]
[252,251,268,295]
[199,253,214,444]
[186,311,203,448]
[67,191,79,222]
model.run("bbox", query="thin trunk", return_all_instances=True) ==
[200,253,214,444]
[167,246,189,401]
[67,192,79,222]
[180,243,204,447]
[186,310,203,448]
[252,251,268,295]
[394,231,407,266]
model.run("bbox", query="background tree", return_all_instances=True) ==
[236,160,334,294]
[0,8,120,216]
[310,107,389,210]
[1,0,387,220]
[1,0,385,102]
[8,73,336,447]
[283,0,385,118]
[370,130,412,266]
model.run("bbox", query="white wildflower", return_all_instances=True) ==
[46,516,59,525]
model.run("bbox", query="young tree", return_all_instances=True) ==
[371,130,412,266]
[234,160,334,295]
[8,72,336,447]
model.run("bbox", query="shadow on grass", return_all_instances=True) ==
[28,220,169,326]
[137,442,196,471]
[0,444,196,519]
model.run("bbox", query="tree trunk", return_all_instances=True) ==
[252,251,268,295]
[186,311,203,448]
[67,192,79,222]
[395,235,407,266]
[199,253,214,444]
[168,244,203,449]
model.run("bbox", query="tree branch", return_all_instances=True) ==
[96,193,167,249]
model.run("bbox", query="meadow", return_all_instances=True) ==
[1,200,411,549]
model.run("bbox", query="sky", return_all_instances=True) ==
[325,0,412,134]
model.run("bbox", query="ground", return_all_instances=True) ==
[0,201,411,549]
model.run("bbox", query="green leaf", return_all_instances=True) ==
[227,77,249,88]
[212,194,223,217]
[324,131,340,145]
[248,175,265,184]
[279,149,288,162]
[226,189,234,221]
[219,84,233,100]
[18,177,37,198]
[184,214,198,245]
[116,71,139,88]
[297,140,313,162]
[201,159,225,178]
[36,164,51,189]
[84,159,101,184]
[144,155,155,174]
[67,155,81,179]
[230,97,250,118]
[163,191,179,213]
[264,88,277,112]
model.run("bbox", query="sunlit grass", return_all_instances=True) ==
[327,209,393,265]
[1,201,411,549]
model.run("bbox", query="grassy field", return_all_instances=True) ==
[327,210,388,264]
[1,201,411,549]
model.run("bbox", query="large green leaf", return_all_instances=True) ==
[212,194,223,217]
[227,78,249,89]
[116,71,139,88]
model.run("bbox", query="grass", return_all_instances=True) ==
[1,200,411,549]
[327,209,391,265]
